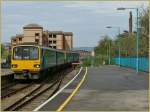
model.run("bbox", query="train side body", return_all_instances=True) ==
[40,47,57,69]
[11,44,79,80]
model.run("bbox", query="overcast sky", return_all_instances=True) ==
[2,1,149,47]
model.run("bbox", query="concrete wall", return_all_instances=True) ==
[64,35,73,51]
[23,28,43,45]
[56,34,64,50]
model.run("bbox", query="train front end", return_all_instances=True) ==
[11,45,41,79]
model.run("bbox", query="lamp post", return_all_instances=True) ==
[117,7,139,73]
[106,26,121,66]
[108,41,111,65]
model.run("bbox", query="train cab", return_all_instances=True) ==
[11,45,41,79]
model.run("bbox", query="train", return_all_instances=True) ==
[11,44,79,79]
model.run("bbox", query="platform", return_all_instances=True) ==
[1,69,14,76]
[35,66,149,111]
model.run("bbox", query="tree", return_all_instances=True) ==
[1,44,10,61]
[94,7,149,66]
[139,7,149,36]
[1,44,5,58]
[139,7,149,56]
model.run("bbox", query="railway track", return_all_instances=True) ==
[4,80,60,111]
[19,69,74,111]
[1,81,17,90]
[1,83,32,99]
[2,83,40,110]
[1,67,74,111]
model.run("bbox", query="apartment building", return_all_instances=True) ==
[23,24,43,45]
[11,23,73,51]
[11,24,48,46]
[11,34,23,46]
[64,32,73,51]
[47,31,64,50]
[46,31,73,50]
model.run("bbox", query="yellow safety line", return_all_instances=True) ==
[57,67,87,111]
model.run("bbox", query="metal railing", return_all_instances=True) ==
[113,57,149,72]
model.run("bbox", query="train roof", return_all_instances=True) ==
[13,44,79,54]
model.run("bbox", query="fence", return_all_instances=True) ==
[113,57,149,72]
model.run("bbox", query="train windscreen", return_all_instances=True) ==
[13,46,39,60]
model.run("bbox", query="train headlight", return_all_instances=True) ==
[34,64,40,68]
[11,64,18,68]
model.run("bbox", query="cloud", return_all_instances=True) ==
[2,1,149,47]
[62,1,149,14]
[62,1,148,8]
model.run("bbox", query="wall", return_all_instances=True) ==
[23,28,43,45]
[113,57,149,72]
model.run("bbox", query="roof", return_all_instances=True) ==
[16,34,23,38]
[11,36,17,39]
[23,23,43,29]
[63,32,73,36]
[48,31,63,35]
[11,34,24,40]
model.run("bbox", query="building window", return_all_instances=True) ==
[49,34,52,38]
[53,41,56,44]
[49,46,52,48]
[53,46,56,49]
[49,41,52,44]
[35,39,39,43]
[19,38,22,41]
[13,39,16,42]
[53,35,56,38]
[35,33,39,36]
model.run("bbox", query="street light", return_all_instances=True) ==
[117,7,139,73]
[105,27,111,65]
[106,26,121,66]
[106,26,112,28]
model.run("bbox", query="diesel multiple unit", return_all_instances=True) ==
[11,44,79,79]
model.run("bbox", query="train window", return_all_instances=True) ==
[30,47,38,59]
[22,48,30,59]
[14,47,22,60]
[13,46,38,60]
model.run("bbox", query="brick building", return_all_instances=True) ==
[64,32,73,51]
[11,23,73,51]
[46,31,64,49]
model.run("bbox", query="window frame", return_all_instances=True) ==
[13,46,39,60]
[35,33,40,36]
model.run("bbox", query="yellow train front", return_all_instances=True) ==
[11,44,79,80]
[11,45,42,79]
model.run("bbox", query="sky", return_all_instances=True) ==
[2,1,149,47]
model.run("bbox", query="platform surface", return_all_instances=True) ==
[38,66,149,111]
[1,69,14,76]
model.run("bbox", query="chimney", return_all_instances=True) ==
[129,11,132,34]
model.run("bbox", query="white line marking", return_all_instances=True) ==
[33,67,83,111]
[57,67,87,111]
